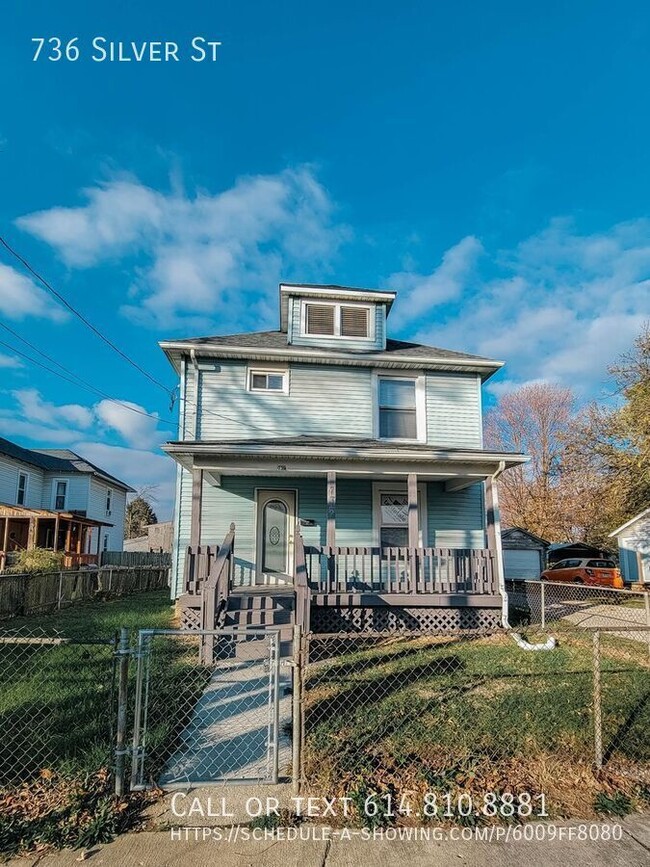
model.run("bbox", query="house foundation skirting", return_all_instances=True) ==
[309,604,501,633]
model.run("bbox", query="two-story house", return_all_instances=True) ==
[161,283,527,635]
[0,437,134,569]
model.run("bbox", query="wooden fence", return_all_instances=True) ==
[0,566,170,619]
[101,550,172,568]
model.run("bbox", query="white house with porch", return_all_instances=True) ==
[161,283,527,636]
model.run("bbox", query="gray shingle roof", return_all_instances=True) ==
[168,330,495,364]
[0,438,134,491]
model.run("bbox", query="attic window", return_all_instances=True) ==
[305,304,335,335]
[340,305,369,337]
[303,301,371,339]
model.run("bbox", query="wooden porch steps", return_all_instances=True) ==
[225,589,296,659]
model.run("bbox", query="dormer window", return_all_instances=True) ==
[302,301,371,339]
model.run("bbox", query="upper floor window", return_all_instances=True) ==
[302,302,371,339]
[248,368,288,394]
[54,480,67,510]
[106,488,113,516]
[17,473,28,506]
[378,377,419,440]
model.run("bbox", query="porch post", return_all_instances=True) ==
[2,518,9,553]
[485,470,507,624]
[326,471,336,547]
[407,473,418,548]
[53,513,60,551]
[96,527,102,561]
[190,467,203,550]
[27,517,36,551]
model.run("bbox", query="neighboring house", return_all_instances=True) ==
[161,282,528,633]
[547,541,613,566]
[501,527,549,580]
[124,521,173,552]
[609,508,650,585]
[0,437,134,570]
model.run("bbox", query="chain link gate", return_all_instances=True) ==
[129,628,282,790]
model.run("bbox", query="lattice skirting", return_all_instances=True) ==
[310,605,501,633]
[180,604,201,630]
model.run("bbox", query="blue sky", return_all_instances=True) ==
[1,0,650,518]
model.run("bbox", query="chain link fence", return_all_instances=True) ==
[0,626,117,787]
[300,626,650,822]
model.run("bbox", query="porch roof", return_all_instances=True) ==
[163,436,528,481]
[0,503,113,527]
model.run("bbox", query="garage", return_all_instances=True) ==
[501,527,549,580]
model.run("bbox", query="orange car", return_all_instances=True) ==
[540,558,624,588]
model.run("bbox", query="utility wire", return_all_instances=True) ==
[0,234,174,398]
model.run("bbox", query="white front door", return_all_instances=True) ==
[255,490,296,585]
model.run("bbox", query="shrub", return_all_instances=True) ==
[7,548,65,574]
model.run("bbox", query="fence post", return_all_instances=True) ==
[644,593,650,660]
[292,624,302,796]
[57,571,64,610]
[592,631,603,770]
[540,580,546,629]
[114,627,130,796]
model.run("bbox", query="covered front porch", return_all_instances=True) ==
[0,504,111,571]
[169,438,527,632]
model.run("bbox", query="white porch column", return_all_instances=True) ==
[407,473,418,548]
[190,467,203,550]
[485,469,507,624]
[326,471,336,547]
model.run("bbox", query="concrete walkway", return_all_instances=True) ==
[562,604,648,641]
[159,652,292,787]
[7,817,650,866]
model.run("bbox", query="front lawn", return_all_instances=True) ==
[303,632,650,821]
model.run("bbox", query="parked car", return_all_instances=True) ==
[540,558,624,588]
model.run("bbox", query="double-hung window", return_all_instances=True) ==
[378,377,418,440]
[54,480,67,510]
[17,473,28,506]
[106,488,112,516]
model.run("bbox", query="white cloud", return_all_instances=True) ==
[72,441,176,520]
[0,352,22,369]
[12,388,93,428]
[95,399,163,449]
[389,218,650,398]
[17,167,349,330]
[0,263,65,322]
[387,236,483,327]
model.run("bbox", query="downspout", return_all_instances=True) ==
[491,462,557,651]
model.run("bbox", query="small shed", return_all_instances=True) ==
[547,541,613,566]
[608,508,650,585]
[501,527,549,580]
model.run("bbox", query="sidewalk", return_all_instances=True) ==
[7,816,650,867]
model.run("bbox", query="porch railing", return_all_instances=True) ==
[305,546,498,595]
[201,523,235,663]
[293,524,311,633]
[183,544,221,595]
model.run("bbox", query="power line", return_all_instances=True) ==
[0,234,174,398]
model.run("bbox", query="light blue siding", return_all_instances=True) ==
[197,361,374,440]
[0,456,45,508]
[88,478,126,551]
[426,482,486,549]
[426,374,482,448]
[288,296,387,351]
[40,474,89,512]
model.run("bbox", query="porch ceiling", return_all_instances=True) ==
[163,437,528,483]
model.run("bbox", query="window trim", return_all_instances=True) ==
[373,371,427,444]
[372,481,428,547]
[52,479,68,511]
[247,366,289,395]
[300,300,374,341]
[16,472,29,506]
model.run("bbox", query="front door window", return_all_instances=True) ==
[262,499,289,573]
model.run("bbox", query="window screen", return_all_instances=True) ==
[305,304,335,335]
[340,305,369,337]
[55,481,67,510]
[379,379,417,439]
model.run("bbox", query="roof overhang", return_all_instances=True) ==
[159,340,504,380]
[279,283,397,331]
[0,503,113,527]
[162,440,528,483]
[609,506,650,538]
